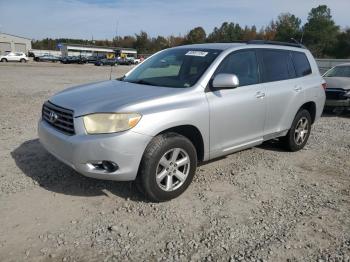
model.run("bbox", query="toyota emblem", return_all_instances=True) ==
[49,111,58,123]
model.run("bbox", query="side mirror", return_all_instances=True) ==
[212,73,239,89]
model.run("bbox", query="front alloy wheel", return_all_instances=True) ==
[156,148,190,192]
[137,133,197,202]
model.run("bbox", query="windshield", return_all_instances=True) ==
[324,66,350,78]
[122,48,222,88]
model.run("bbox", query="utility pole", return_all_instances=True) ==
[114,20,119,45]
[300,29,305,44]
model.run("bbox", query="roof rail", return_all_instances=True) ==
[247,40,306,49]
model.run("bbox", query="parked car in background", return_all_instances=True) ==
[126,57,141,64]
[34,54,60,62]
[86,55,104,64]
[117,57,133,65]
[38,41,325,202]
[0,52,28,63]
[133,58,141,64]
[60,56,86,64]
[323,64,350,112]
[125,57,138,64]
[94,58,117,66]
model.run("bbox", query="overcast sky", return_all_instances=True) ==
[0,0,349,40]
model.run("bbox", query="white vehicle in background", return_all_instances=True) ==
[125,56,141,65]
[0,52,29,63]
[133,58,141,64]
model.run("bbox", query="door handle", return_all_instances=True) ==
[255,91,265,99]
[294,86,302,92]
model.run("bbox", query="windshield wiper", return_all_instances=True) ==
[127,79,156,86]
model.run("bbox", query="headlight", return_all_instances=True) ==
[83,113,141,134]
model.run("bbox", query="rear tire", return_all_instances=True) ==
[136,133,197,202]
[281,109,312,152]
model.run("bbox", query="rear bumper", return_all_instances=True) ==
[38,120,152,181]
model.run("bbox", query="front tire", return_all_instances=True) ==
[137,133,197,202]
[1,58,7,62]
[282,109,312,152]
[20,58,26,63]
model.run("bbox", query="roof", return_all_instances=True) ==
[174,40,306,51]
[0,32,31,40]
[175,43,245,50]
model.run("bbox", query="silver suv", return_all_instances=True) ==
[38,41,326,202]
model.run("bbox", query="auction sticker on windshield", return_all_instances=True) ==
[185,51,208,57]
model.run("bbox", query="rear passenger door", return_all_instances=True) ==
[258,49,304,137]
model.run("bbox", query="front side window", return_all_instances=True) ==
[261,49,295,82]
[324,66,350,78]
[214,50,259,86]
[123,48,222,88]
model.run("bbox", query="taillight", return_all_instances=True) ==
[322,83,327,90]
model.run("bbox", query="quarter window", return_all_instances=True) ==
[215,50,259,86]
[292,51,312,77]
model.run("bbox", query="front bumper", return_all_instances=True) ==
[325,99,350,107]
[38,119,152,181]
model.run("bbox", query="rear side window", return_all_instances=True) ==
[292,51,312,77]
[261,49,296,82]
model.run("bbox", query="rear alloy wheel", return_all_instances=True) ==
[282,109,311,152]
[294,117,309,146]
[136,133,197,202]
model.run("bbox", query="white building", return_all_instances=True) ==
[0,33,32,55]
[60,43,137,58]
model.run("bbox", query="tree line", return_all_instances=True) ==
[32,5,350,58]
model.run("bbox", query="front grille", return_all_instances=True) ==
[42,101,75,135]
[325,89,347,100]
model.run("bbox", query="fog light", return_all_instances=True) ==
[101,161,119,172]
[90,161,119,173]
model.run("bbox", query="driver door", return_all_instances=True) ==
[205,49,267,158]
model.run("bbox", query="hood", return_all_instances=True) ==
[49,80,187,116]
[324,77,350,90]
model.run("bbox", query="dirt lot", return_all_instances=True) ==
[0,62,349,262]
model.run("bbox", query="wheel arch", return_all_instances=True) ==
[156,125,205,162]
[298,101,317,124]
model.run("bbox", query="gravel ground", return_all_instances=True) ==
[0,62,349,262]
